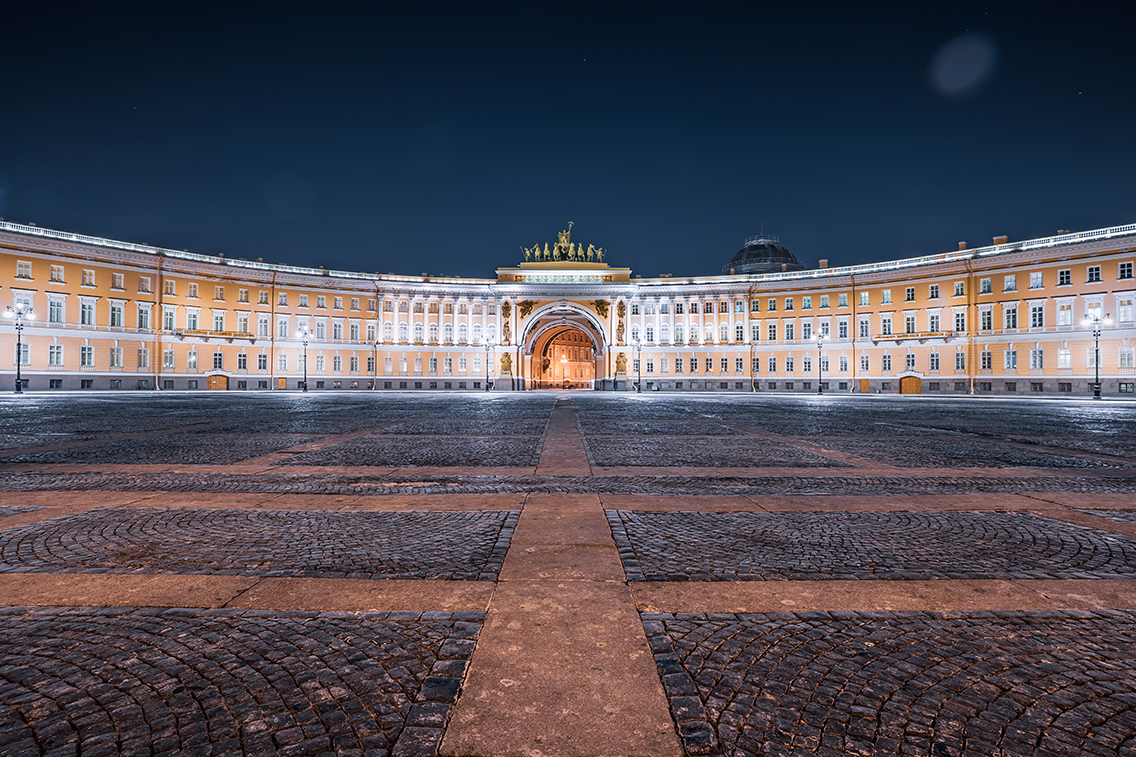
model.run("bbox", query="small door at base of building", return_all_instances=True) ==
[859,379,869,393]
[277,378,287,389]
[900,376,921,394]
[207,375,229,391]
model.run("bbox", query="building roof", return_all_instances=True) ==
[722,234,804,275]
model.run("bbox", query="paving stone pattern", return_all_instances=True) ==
[0,606,484,757]
[809,438,1130,469]
[643,610,1136,757]
[0,435,328,466]
[0,508,518,580]
[584,438,852,468]
[1,471,1136,497]
[0,506,42,519]
[379,420,547,436]
[1080,509,1136,525]
[609,510,1136,580]
[276,437,544,468]
[580,421,746,437]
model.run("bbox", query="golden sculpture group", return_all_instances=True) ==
[523,222,605,263]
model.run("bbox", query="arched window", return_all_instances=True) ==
[443,323,453,343]
[472,323,483,343]
[458,323,468,343]
[383,321,393,342]
[660,324,669,343]
[630,324,640,343]
[398,322,408,342]
[735,324,744,342]
[674,325,684,343]
[487,324,496,342]
[720,323,729,342]
[645,325,655,343]
[705,324,715,343]
[413,323,424,342]
[428,323,438,343]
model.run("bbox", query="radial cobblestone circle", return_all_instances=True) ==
[642,610,1136,757]
[0,508,518,580]
[608,510,1136,580]
[275,437,544,467]
[0,606,484,757]
[583,438,852,468]
[1,472,1135,497]
[0,435,328,466]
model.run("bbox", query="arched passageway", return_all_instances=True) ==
[532,326,596,389]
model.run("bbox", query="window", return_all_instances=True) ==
[860,354,869,371]
[929,314,941,332]
[838,319,848,339]
[954,312,966,332]
[238,352,248,370]
[298,294,309,308]
[1030,272,1043,289]
[1005,350,1017,370]
[427,323,437,343]
[980,350,992,370]
[630,303,639,316]
[213,313,225,331]
[110,347,123,368]
[1004,307,1018,329]
[112,273,125,290]
[735,357,744,372]
[350,322,361,341]
[1055,269,1071,287]
[278,292,288,306]
[859,292,869,306]
[785,323,794,340]
[930,352,940,371]
[767,299,776,312]
[1119,383,1134,394]
[785,357,794,372]
[980,278,992,294]
[15,261,32,278]
[820,295,829,309]
[351,298,360,311]
[839,356,848,372]
[1087,265,1101,283]
[138,306,150,330]
[882,354,892,371]
[768,323,777,341]
[881,316,892,336]
[1119,297,1134,323]
[1059,382,1072,392]
[83,269,95,286]
[979,310,992,331]
[784,298,793,311]
[645,360,654,373]
[954,282,965,297]
[258,353,268,370]
[645,325,655,342]
[1003,275,1016,292]
[49,299,64,324]
[137,348,150,369]
[48,345,63,366]
[1120,262,1134,280]
[905,315,915,334]
[859,318,870,338]
[110,304,124,328]
[278,354,288,371]
[838,294,848,308]
[50,265,65,283]
[954,352,965,370]
[353,356,361,372]
[929,284,939,299]
[1004,382,1017,392]
[137,276,151,294]
[210,286,223,301]
[1058,349,1072,369]
[881,290,892,304]
[81,346,94,367]
[258,290,269,305]
[768,357,776,372]
[1030,349,1044,370]
[187,351,198,370]
[1030,304,1044,328]
[803,322,812,340]
[803,355,812,373]
[677,358,685,373]
[749,300,759,313]
[1119,348,1135,370]
[905,353,916,370]
[905,287,915,302]
[315,355,325,371]
[802,296,812,310]
[1057,302,1073,326]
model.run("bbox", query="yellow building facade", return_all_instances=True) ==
[1,220,1134,397]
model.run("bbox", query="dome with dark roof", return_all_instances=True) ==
[722,234,804,275]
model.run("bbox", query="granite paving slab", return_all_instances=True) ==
[275,437,544,467]
[0,435,327,465]
[809,437,1130,468]
[583,438,852,468]
[0,507,518,580]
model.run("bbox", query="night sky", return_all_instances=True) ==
[2,4,1133,278]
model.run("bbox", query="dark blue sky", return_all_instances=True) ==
[2,3,1133,277]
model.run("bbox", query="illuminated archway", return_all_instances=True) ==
[519,301,609,390]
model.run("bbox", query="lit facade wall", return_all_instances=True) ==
[1,221,1133,396]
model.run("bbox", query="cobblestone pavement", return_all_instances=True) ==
[379,420,547,436]
[583,438,853,468]
[609,510,1136,580]
[642,610,1136,757]
[0,606,484,757]
[189,418,397,435]
[805,437,1130,469]
[1,471,1135,496]
[0,435,328,465]
[0,506,42,519]
[1080,509,1136,525]
[276,437,544,468]
[0,508,518,580]
[580,421,746,436]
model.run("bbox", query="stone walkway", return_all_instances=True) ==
[0,393,1134,756]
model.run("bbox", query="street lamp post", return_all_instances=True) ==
[296,325,310,392]
[484,339,493,390]
[632,337,642,392]
[1083,313,1111,399]
[816,333,827,394]
[4,303,33,394]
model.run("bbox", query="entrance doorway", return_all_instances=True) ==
[859,378,869,393]
[534,326,597,390]
[899,376,921,394]
[207,375,229,391]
